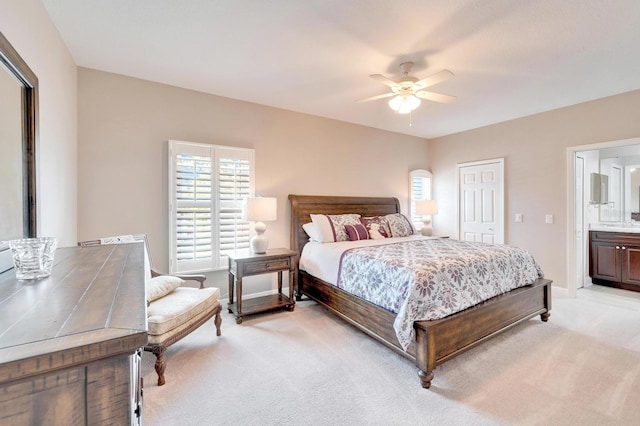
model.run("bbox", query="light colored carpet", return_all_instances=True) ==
[142,290,640,425]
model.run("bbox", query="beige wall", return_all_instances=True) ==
[0,0,78,245]
[77,68,429,295]
[429,89,640,288]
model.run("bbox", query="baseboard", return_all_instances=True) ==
[551,285,569,298]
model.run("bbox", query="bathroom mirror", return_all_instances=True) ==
[590,173,608,205]
[598,144,640,222]
[0,31,38,272]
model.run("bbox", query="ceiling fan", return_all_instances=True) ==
[359,62,456,114]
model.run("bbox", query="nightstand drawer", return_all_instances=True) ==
[244,258,290,274]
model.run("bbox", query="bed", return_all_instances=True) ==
[289,194,552,388]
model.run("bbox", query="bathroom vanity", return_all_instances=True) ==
[589,228,640,292]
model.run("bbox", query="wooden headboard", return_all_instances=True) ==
[288,194,401,255]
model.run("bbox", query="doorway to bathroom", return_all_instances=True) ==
[568,138,640,297]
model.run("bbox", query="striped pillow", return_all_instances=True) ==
[344,224,369,241]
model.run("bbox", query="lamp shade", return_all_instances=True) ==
[415,199,438,215]
[245,197,277,222]
[388,95,421,114]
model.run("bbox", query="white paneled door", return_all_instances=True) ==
[457,159,504,244]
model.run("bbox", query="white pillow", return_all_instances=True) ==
[146,275,184,302]
[302,222,323,242]
[310,213,361,242]
[309,214,337,242]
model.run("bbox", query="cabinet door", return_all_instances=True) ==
[621,245,640,286]
[590,242,621,281]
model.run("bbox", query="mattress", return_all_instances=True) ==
[299,235,427,284]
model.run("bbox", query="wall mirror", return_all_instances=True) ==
[0,31,38,272]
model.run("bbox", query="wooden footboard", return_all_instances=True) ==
[412,278,551,388]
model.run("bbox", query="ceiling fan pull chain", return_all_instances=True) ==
[409,110,413,127]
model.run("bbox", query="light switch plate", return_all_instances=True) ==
[545,214,554,224]
[515,213,523,223]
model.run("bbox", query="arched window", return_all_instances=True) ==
[409,169,432,230]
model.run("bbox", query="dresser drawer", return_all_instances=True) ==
[243,258,290,275]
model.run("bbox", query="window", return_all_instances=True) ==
[169,140,254,273]
[409,169,432,230]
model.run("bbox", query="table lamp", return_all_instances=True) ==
[415,200,438,236]
[245,197,277,253]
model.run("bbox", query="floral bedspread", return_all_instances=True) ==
[337,238,544,350]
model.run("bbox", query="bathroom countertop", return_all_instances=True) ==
[589,224,640,233]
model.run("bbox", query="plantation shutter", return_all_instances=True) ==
[216,148,253,265]
[175,147,213,271]
[409,169,432,229]
[169,141,254,273]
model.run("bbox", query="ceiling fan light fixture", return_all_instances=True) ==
[388,94,421,114]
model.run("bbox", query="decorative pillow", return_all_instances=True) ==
[360,216,391,239]
[385,213,415,237]
[302,222,322,242]
[309,214,337,242]
[146,275,184,302]
[344,224,369,241]
[310,213,361,242]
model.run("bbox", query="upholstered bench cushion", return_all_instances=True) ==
[146,303,220,346]
[147,287,220,336]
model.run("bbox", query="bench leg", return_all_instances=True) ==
[151,346,167,386]
[215,310,222,337]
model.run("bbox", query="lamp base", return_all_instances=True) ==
[421,218,433,237]
[250,221,269,254]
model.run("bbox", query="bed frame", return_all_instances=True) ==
[289,194,552,388]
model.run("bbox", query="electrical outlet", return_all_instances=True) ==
[545,214,554,224]
[515,213,523,223]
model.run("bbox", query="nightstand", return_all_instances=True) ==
[226,248,298,324]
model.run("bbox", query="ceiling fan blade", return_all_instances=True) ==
[413,70,454,90]
[369,74,398,88]
[357,92,395,102]
[415,91,457,103]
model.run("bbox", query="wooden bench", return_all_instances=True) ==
[79,234,222,386]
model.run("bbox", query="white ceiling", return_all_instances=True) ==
[42,0,640,139]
